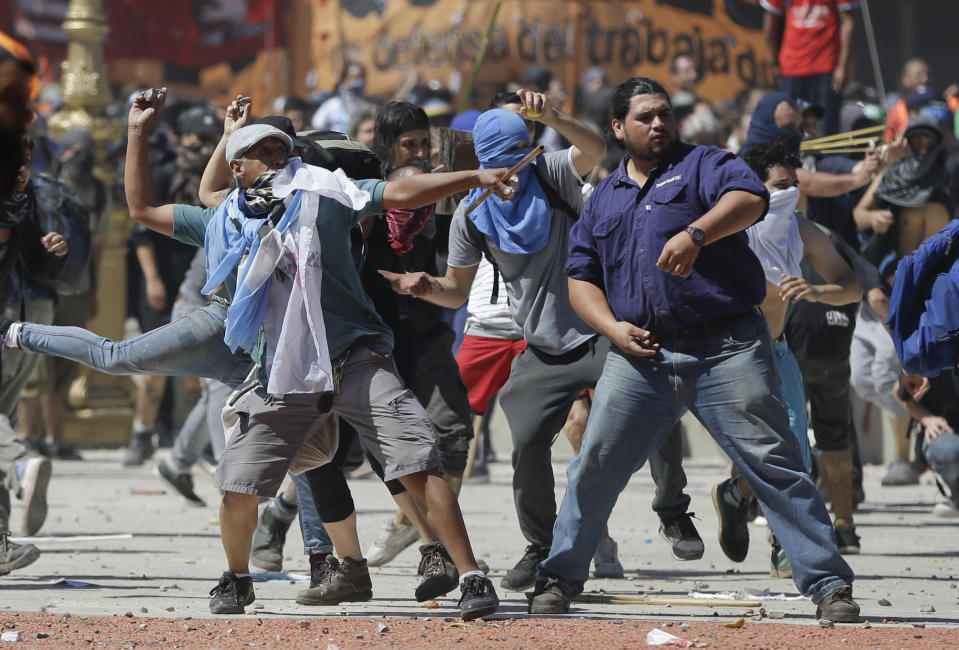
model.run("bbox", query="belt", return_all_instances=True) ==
[665,309,758,339]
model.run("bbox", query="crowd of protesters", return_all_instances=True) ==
[2,3,959,625]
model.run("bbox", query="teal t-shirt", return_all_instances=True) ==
[171,178,392,359]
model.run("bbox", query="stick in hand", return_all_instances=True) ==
[464,145,545,217]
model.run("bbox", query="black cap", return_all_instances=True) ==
[177,106,220,136]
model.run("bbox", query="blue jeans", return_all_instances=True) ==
[17,302,252,388]
[773,339,811,471]
[924,432,959,504]
[539,313,852,603]
[293,473,334,555]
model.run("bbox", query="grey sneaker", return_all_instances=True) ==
[592,537,625,578]
[122,432,155,467]
[19,456,51,536]
[658,512,705,561]
[816,586,860,623]
[880,459,920,486]
[157,460,206,507]
[415,542,459,601]
[295,556,373,605]
[365,520,419,567]
[527,578,571,614]
[250,506,291,572]
[501,544,550,591]
[0,532,40,575]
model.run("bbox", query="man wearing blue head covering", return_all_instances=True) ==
[380,89,699,592]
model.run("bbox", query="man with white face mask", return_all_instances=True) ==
[710,140,862,577]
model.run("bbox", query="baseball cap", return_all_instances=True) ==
[178,106,219,136]
[225,124,293,162]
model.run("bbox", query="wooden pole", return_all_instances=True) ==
[464,145,544,216]
[574,593,763,608]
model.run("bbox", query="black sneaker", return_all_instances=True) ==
[208,571,255,614]
[658,513,705,561]
[250,506,291,572]
[306,554,331,587]
[122,432,155,467]
[157,460,206,507]
[834,523,860,554]
[500,544,549,591]
[295,556,373,605]
[0,532,40,575]
[458,574,499,621]
[711,478,750,562]
[816,586,860,623]
[414,541,459,601]
[527,577,572,614]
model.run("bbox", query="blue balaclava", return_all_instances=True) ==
[465,109,551,255]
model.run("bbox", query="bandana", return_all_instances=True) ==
[875,117,948,209]
[385,204,435,255]
[746,186,804,286]
[464,109,551,255]
[0,184,36,229]
[237,169,284,221]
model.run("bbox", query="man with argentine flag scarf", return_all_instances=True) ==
[123,88,515,620]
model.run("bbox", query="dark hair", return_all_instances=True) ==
[740,140,802,182]
[490,91,522,109]
[370,101,431,172]
[387,158,432,179]
[609,77,670,122]
[21,134,34,154]
[283,96,310,113]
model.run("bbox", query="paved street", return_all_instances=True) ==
[3,449,957,628]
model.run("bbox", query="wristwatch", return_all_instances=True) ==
[685,226,706,246]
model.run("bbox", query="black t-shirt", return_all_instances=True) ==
[786,225,882,361]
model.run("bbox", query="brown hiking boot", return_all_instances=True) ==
[295,556,373,605]
[816,586,860,623]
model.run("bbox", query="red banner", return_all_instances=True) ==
[3,0,283,71]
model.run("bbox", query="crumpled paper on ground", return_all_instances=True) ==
[646,628,693,647]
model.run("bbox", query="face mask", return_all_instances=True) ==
[385,204,435,255]
[767,186,800,220]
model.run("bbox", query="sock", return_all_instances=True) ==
[233,572,251,579]
[270,494,297,524]
[458,569,484,585]
[131,417,151,437]
[12,458,27,481]
[346,555,363,562]
[309,552,330,566]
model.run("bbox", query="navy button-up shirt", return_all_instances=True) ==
[566,143,769,335]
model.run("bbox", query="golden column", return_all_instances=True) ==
[48,0,137,446]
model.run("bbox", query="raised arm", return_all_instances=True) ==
[124,88,175,236]
[796,165,873,199]
[198,94,251,207]
[381,167,513,210]
[779,215,862,306]
[517,88,606,176]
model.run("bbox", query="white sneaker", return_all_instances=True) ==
[19,456,52,536]
[932,500,959,517]
[365,520,420,567]
[593,536,625,579]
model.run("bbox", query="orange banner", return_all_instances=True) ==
[310,0,773,106]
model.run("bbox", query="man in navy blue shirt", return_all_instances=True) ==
[528,77,859,623]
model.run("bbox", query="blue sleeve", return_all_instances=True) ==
[698,147,770,215]
[565,194,603,286]
[172,204,216,247]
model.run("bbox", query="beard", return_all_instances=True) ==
[624,128,677,162]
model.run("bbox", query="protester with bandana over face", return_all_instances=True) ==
[15,128,109,461]
[113,88,514,618]
[0,135,68,575]
[380,90,700,593]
